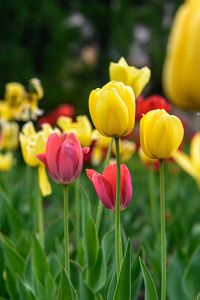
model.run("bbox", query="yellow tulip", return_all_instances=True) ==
[109,57,151,98]
[19,122,60,196]
[0,122,19,151]
[89,81,135,138]
[57,115,92,147]
[173,132,200,189]
[162,0,200,111]
[0,101,12,121]
[140,109,184,159]
[0,152,13,171]
[91,129,111,166]
[5,82,25,107]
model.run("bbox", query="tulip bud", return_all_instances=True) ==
[89,81,135,138]
[162,0,200,110]
[37,132,90,185]
[109,57,151,98]
[86,163,132,211]
[140,109,184,160]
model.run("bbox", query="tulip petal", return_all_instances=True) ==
[86,169,97,180]
[89,88,104,136]
[102,164,117,199]
[57,142,79,184]
[46,133,64,181]
[36,153,48,168]
[96,88,129,137]
[91,173,115,211]
[38,164,52,196]
[120,164,132,210]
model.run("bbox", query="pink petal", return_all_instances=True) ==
[57,142,79,184]
[36,153,47,168]
[86,169,97,180]
[92,173,115,211]
[120,164,132,210]
[103,164,117,200]
[46,133,63,182]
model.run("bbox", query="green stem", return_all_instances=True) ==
[149,164,158,233]
[64,185,70,276]
[37,172,44,249]
[75,178,80,260]
[115,137,122,278]
[95,137,114,233]
[159,159,166,300]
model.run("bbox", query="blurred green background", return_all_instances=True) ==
[0,0,183,116]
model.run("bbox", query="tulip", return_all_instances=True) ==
[0,122,19,151]
[19,122,59,196]
[0,152,13,171]
[57,115,92,147]
[136,94,172,121]
[89,81,135,138]
[162,0,200,111]
[173,132,200,189]
[109,57,151,98]
[86,163,132,211]
[37,132,89,185]
[140,109,184,160]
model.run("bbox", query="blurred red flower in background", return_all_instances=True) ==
[136,94,172,121]
[38,104,75,128]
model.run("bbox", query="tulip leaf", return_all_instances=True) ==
[183,245,200,299]
[107,270,117,300]
[32,235,49,286]
[167,249,189,300]
[16,275,38,300]
[0,188,23,242]
[49,252,62,278]
[87,247,106,293]
[0,246,7,297]
[139,257,159,300]
[4,266,19,300]
[45,273,56,300]
[57,267,78,300]
[0,234,25,278]
[131,248,143,300]
[102,228,115,264]
[113,239,131,300]
[45,217,64,255]
[81,186,98,270]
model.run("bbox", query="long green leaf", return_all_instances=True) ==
[0,234,24,278]
[57,267,77,300]
[113,239,131,300]
[139,257,159,300]
[81,186,98,270]
[32,235,49,285]
[16,275,38,300]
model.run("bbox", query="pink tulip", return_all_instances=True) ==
[37,132,89,185]
[86,164,132,211]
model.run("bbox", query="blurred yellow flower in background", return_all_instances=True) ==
[90,129,111,166]
[0,152,13,171]
[89,81,135,137]
[0,122,19,151]
[57,115,92,147]
[19,122,60,196]
[138,146,157,165]
[173,132,200,189]
[113,139,136,163]
[109,57,151,98]
[162,0,200,111]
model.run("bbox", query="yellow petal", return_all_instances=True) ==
[131,67,151,98]
[173,150,200,183]
[22,121,36,136]
[89,88,104,136]
[96,88,129,137]
[38,165,52,196]
[190,132,200,168]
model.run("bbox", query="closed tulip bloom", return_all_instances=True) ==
[37,132,89,185]
[173,132,200,189]
[86,163,132,211]
[57,115,92,147]
[89,81,135,138]
[109,57,151,98]
[140,109,184,160]
[162,0,200,110]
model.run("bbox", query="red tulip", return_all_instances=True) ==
[136,94,172,121]
[36,132,89,185]
[86,164,132,211]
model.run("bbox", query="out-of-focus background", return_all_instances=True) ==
[0,0,198,130]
